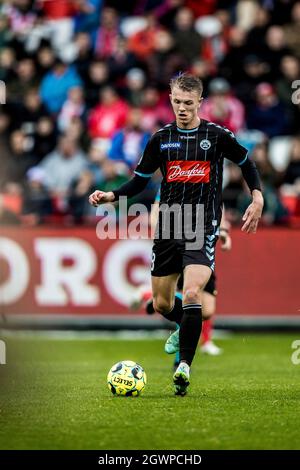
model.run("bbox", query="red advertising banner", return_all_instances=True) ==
[0,227,299,316]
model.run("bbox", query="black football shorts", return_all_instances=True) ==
[151,235,218,277]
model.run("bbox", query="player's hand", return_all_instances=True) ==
[88,190,115,207]
[241,190,264,233]
[220,230,232,251]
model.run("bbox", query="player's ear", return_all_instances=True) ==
[169,93,172,102]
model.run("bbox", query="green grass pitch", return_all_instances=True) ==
[0,333,299,450]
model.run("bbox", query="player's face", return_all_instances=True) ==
[170,86,202,128]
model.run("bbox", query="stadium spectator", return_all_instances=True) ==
[8,56,39,102]
[283,1,300,59]
[219,27,249,85]
[108,35,139,87]
[146,29,187,89]
[35,42,56,77]
[282,136,300,189]
[0,12,12,50]
[173,7,202,63]
[82,59,110,107]
[140,86,174,131]
[0,47,16,82]
[38,134,87,197]
[22,166,52,224]
[88,86,128,140]
[262,25,292,79]
[13,87,48,132]
[40,59,82,114]
[276,55,300,133]
[31,115,57,161]
[234,54,271,106]
[200,78,245,133]
[127,14,160,61]
[123,68,146,107]
[7,128,37,183]
[246,82,288,138]
[94,6,119,59]
[57,85,86,133]
[108,107,151,169]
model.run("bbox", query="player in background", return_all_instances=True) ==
[89,73,264,396]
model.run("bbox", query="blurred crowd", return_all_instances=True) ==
[0,0,300,226]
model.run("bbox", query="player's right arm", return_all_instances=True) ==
[88,134,161,207]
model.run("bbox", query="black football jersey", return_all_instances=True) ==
[135,119,248,233]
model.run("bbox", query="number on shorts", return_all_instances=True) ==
[151,252,156,271]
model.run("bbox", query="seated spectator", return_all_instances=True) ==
[0,202,21,224]
[246,82,288,138]
[140,86,173,131]
[200,78,245,133]
[35,42,56,78]
[123,68,146,107]
[173,7,202,63]
[0,13,12,51]
[2,0,37,46]
[262,25,292,80]
[22,166,52,224]
[7,129,37,183]
[146,29,187,90]
[234,54,271,106]
[32,115,57,162]
[40,59,82,114]
[8,56,39,102]
[88,86,128,141]
[222,162,244,223]
[108,107,151,169]
[14,87,49,133]
[68,169,94,223]
[38,135,87,207]
[58,86,86,132]
[0,182,23,222]
[276,55,300,133]
[282,136,300,190]
[82,59,110,108]
[0,47,16,82]
[108,36,138,85]
[87,141,108,188]
[127,14,159,61]
[250,143,288,224]
[94,7,119,59]
[283,2,300,59]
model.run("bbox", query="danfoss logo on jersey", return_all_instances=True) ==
[166,161,210,183]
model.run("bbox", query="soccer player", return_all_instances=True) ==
[89,73,264,396]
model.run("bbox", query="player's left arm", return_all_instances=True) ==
[222,130,264,234]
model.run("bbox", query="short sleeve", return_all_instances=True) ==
[134,134,161,177]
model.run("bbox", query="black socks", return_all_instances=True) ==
[163,295,184,324]
[179,304,202,366]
